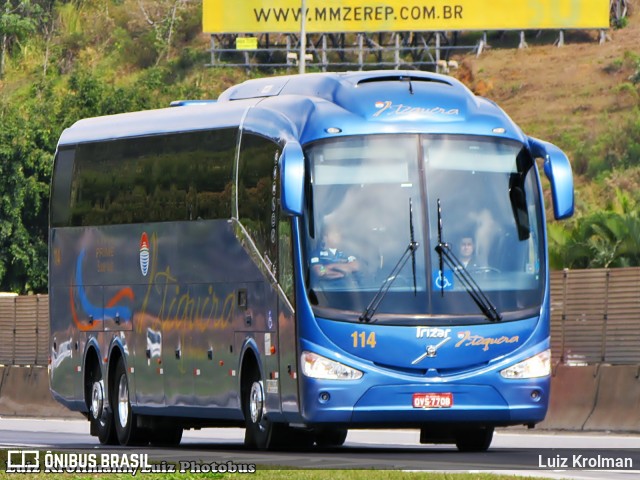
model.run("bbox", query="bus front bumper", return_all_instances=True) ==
[299,378,549,427]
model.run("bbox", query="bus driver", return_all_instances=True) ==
[311,222,360,281]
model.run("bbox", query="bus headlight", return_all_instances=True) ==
[500,349,551,379]
[301,351,363,380]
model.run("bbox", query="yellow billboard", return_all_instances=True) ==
[203,0,610,34]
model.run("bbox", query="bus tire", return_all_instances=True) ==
[87,367,117,445]
[112,357,147,446]
[454,426,494,452]
[315,428,348,448]
[243,369,285,450]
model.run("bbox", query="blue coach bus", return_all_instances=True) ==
[49,70,573,451]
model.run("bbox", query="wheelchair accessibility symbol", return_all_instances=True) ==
[433,269,454,291]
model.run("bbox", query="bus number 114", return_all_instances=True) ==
[351,331,377,348]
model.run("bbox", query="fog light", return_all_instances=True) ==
[319,392,330,403]
[530,389,541,401]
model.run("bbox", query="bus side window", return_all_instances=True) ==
[51,148,75,227]
[278,218,295,304]
[69,130,236,227]
[238,133,281,272]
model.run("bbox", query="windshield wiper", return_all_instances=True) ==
[435,199,502,322]
[360,199,419,323]
[409,198,418,296]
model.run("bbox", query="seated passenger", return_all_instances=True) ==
[457,234,479,269]
[456,233,500,274]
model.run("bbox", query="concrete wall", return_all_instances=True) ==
[0,365,81,419]
[539,364,599,430]
[540,364,640,432]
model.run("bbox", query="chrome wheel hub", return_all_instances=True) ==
[90,380,104,420]
[249,381,264,425]
[117,374,129,429]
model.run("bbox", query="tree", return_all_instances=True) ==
[136,0,188,64]
[548,190,640,269]
[0,0,41,77]
[0,99,51,293]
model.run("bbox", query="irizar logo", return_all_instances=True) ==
[412,327,452,364]
[139,232,150,277]
[416,327,451,339]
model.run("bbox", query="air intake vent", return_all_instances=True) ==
[373,362,427,376]
[357,75,452,87]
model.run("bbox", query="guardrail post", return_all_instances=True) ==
[602,270,610,362]
[561,268,568,363]
[518,31,528,49]
[321,34,328,72]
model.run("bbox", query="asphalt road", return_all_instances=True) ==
[1,418,640,479]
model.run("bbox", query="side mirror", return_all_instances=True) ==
[528,137,574,220]
[281,141,305,216]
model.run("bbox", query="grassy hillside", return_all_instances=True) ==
[452,14,640,215]
[448,9,640,268]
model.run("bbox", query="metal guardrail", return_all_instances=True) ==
[0,295,49,366]
[550,267,640,365]
[1,267,639,366]
[208,31,470,71]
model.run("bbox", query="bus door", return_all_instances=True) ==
[237,130,288,418]
[277,218,299,418]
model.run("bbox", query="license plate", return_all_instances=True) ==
[412,392,453,408]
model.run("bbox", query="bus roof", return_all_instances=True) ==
[56,97,258,146]
[58,70,526,147]
[218,70,460,102]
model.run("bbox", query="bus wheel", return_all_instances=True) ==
[88,369,117,445]
[315,428,348,448]
[454,426,494,452]
[112,357,147,446]
[243,370,285,450]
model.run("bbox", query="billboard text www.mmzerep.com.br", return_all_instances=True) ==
[203,0,609,34]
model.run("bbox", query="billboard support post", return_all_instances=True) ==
[300,0,307,74]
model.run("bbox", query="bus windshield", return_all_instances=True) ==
[304,134,545,324]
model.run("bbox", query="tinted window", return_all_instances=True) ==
[279,218,295,305]
[67,129,236,226]
[238,133,281,273]
[50,149,75,227]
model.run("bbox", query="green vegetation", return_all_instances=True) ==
[0,2,639,291]
[543,67,640,269]
[228,473,547,480]
[0,0,237,293]
[0,472,552,480]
